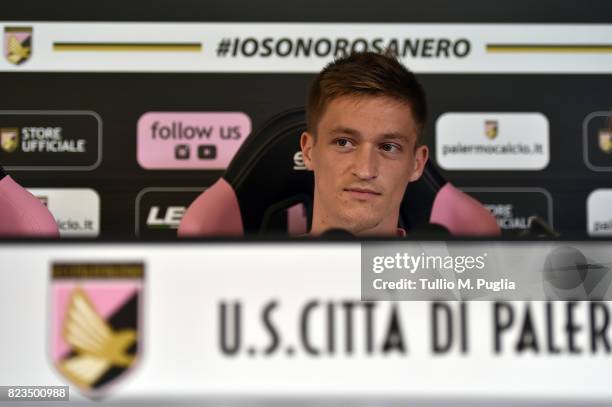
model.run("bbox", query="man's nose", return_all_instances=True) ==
[351,144,379,180]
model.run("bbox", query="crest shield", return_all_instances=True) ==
[485,120,498,140]
[4,26,32,65]
[599,129,612,153]
[0,128,18,152]
[50,263,144,398]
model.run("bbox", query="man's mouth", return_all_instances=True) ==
[344,187,382,200]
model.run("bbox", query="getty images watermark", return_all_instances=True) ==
[361,242,612,301]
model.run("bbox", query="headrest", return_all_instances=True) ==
[223,108,314,234]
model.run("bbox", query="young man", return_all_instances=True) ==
[300,52,429,236]
[179,51,497,237]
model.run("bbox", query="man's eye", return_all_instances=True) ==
[334,138,354,148]
[380,143,400,152]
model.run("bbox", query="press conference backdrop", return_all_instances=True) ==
[0,1,611,239]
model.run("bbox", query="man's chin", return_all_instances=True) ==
[337,215,382,235]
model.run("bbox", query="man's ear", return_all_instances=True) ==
[300,131,315,171]
[409,145,429,182]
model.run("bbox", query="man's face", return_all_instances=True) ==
[301,95,428,235]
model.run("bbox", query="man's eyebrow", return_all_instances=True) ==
[378,132,412,143]
[329,127,413,143]
[329,126,362,138]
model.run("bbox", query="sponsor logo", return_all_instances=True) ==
[50,263,143,398]
[146,206,185,230]
[587,189,612,236]
[485,204,530,229]
[27,188,100,237]
[0,127,18,152]
[462,188,553,232]
[137,112,250,170]
[293,151,307,170]
[583,112,612,171]
[599,128,612,154]
[4,26,32,65]
[436,113,549,170]
[4,126,86,153]
[135,187,206,237]
[485,120,498,140]
[0,111,101,170]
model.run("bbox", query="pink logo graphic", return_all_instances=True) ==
[50,263,144,399]
[4,26,32,65]
[137,112,251,169]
